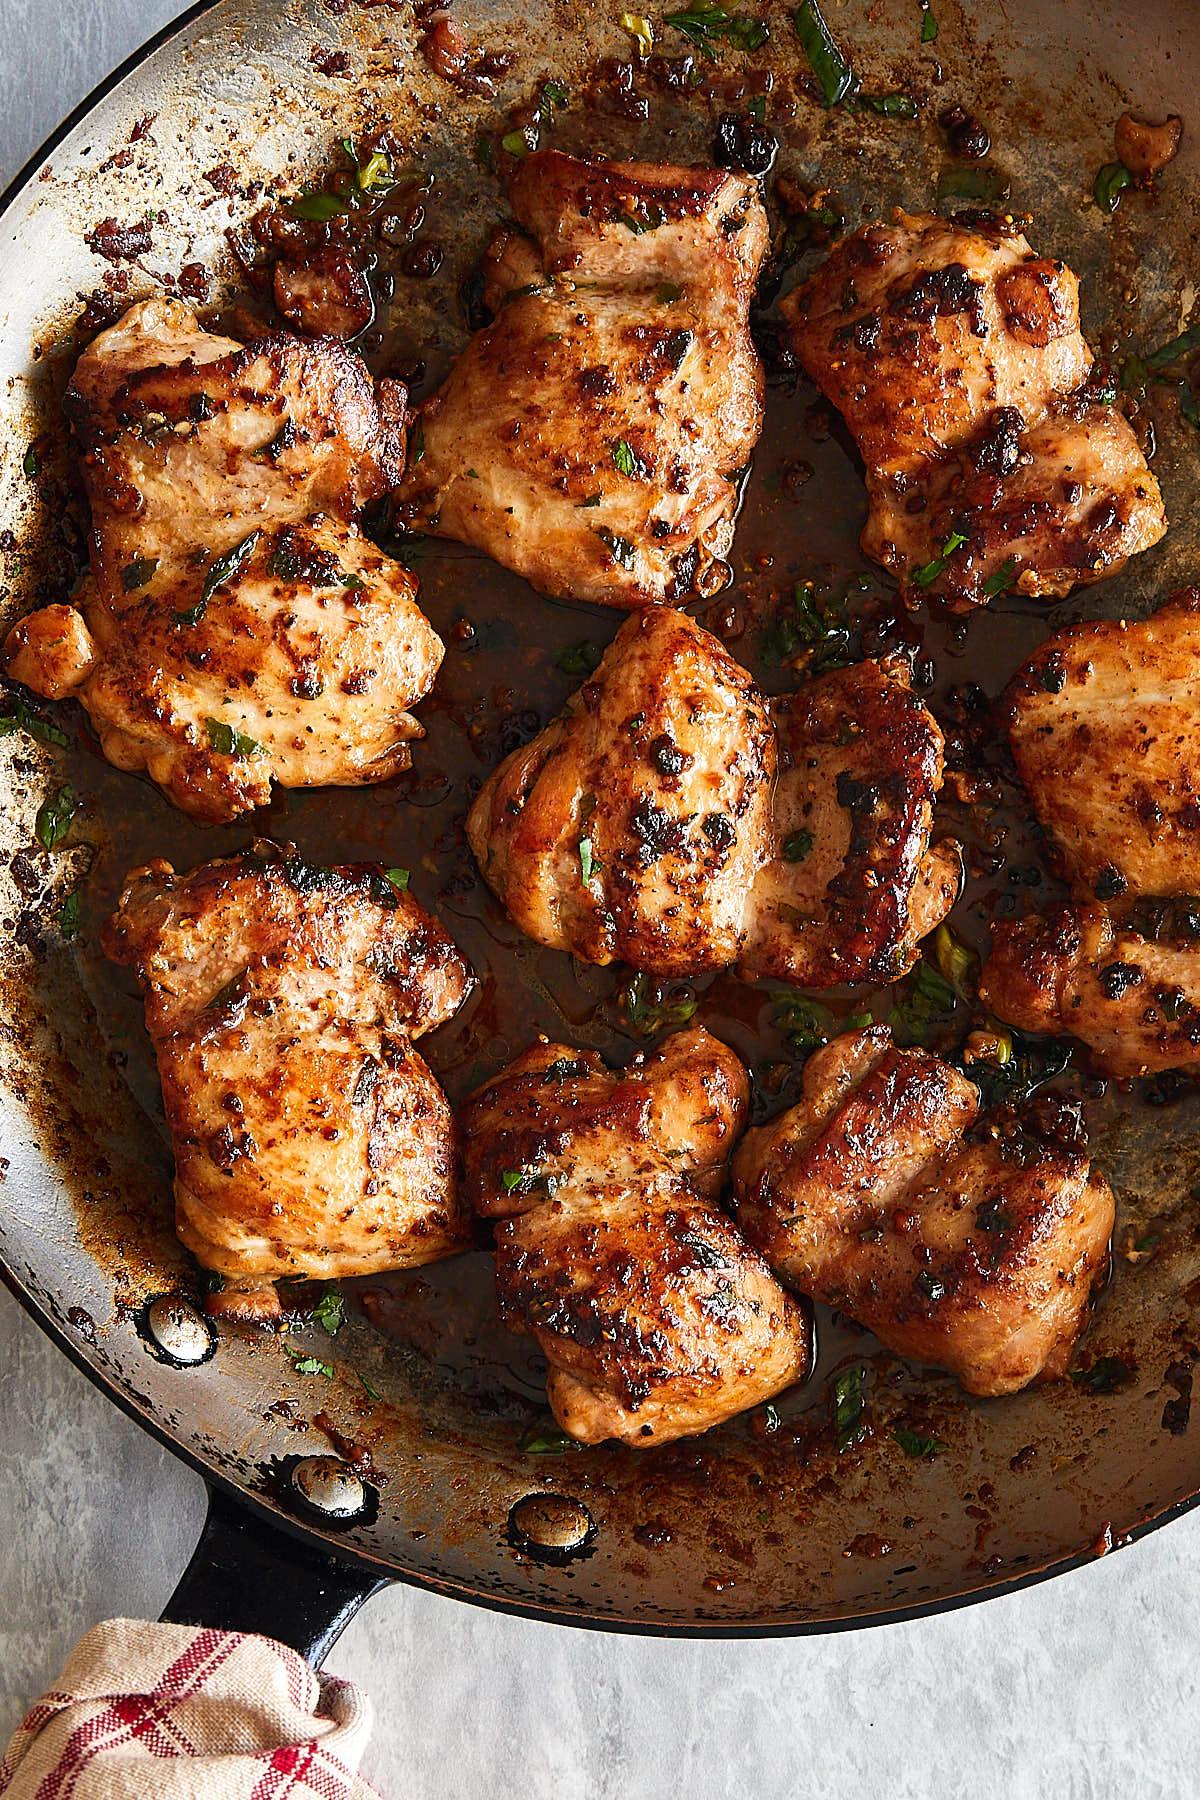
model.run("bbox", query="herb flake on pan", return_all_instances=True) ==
[772,991,833,1055]
[121,556,159,592]
[936,164,1010,205]
[853,91,917,118]
[1094,160,1133,214]
[518,1421,580,1454]
[594,527,637,571]
[920,3,938,42]
[282,1341,335,1378]
[893,1426,947,1459]
[1070,1356,1135,1395]
[831,1363,867,1452]
[0,696,69,749]
[285,189,350,221]
[58,890,81,938]
[35,784,76,851]
[22,445,39,478]
[385,867,410,892]
[621,971,698,1037]
[311,1286,345,1336]
[792,0,855,106]
[357,1370,381,1401]
[204,717,264,758]
[555,640,603,676]
[664,5,769,58]
[201,530,261,607]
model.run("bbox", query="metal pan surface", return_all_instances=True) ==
[1,0,1198,1634]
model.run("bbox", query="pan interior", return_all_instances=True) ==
[1,0,1199,1630]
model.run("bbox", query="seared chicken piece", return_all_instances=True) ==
[782,210,1164,608]
[469,616,955,985]
[461,1028,810,1445]
[980,905,1200,1078]
[103,842,474,1316]
[1003,589,1200,901]
[740,657,960,987]
[5,298,442,822]
[467,607,774,974]
[396,150,767,607]
[732,1026,1114,1395]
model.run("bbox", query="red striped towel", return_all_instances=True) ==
[0,1619,382,1798]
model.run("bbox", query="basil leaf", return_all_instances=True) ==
[920,5,938,41]
[782,828,814,863]
[893,1426,947,1459]
[555,641,603,676]
[385,866,410,891]
[911,529,968,588]
[518,1422,580,1454]
[22,445,39,478]
[35,784,76,851]
[121,556,159,592]
[1094,161,1133,213]
[0,697,69,748]
[832,1364,867,1452]
[578,836,599,884]
[621,971,698,1037]
[285,190,349,221]
[282,1341,335,1378]
[204,717,263,758]
[1070,1356,1135,1395]
[854,91,917,117]
[201,530,261,607]
[594,528,637,571]
[357,1369,381,1401]
[936,165,1009,204]
[793,0,855,106]
[611,438,639,477]
[1145,322,1200,371]
[58,890,81,937]
[665,5,767,56]
[981,556,1019,599]
[312,1286,345,1335]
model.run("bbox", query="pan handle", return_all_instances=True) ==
[160,1484,388,1667]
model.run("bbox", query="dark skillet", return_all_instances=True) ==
[0,0,1198,1662]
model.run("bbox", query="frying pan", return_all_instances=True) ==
[2,0,1199,1666]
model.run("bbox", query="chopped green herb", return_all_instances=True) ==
[1179,379,1200,429]
[911,529,968,588]
[893,1426,947,1459]
[543,80,569,106]
[578,493,602,509]
[1144,321,1200,372]
[621,971,698,1037]
[936,164,1010,205]
[595,528,637,570]
[201,531,261,606]
[555,641,603,676]
[501,129,532,158]
[58,890,81,937]
[792,0,855,106]
[501,1169,530,1193]
[356,149,392,192]
[665,4,768,56]
[782,828,814,864]
[518,1421,580,1454]
[772,991,833,1055]
[544,1057,589,1081]
[655,280,684,305]
[854,91,917,117]
[474,133,495,172]
[312,1286,345,1336]
[282,1342,335,1378]
[920,4,938,41]
[917,1269,946,1302]
[763,579,853,673]
[35,784,76,851]
[1094,160,1133,213]
[832,1363,867,1452]
[342,572,365,591]
[981,556,1019,600]
[611,438,640,478]
[204,717,263,758]
[357,1369,381,1401]
[411,420,425,464]
[385,867,410,892]
[0,696,70,749]
[22,445,39,478]
[121,556,159,592]
[173,597,208,628]
[578,837,599,884]
[1070,1356,1135,1394]
[933,922,976,998]
[285,190,350,222]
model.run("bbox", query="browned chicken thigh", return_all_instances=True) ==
[467,606,775,974]
[980,905,1200,1078]
[460,1028,811,1445]
[5,298,442,822]
[468,611,955,985]
[740,656,960,986]
[732,1026,1113,1395]
[1003,590,1200,901]
[782,211,1164,608]
[396,151,767,607]
[104,843,474,1317]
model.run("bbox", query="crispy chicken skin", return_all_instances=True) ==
[980,905,1200,1078]
[396,151,767,608]
[469,615,954,984]
[467,607,775,974]
[782,211,1164,608]
[103,843,474,1315]
[461,1028,811,1445]
[5,298,442,822]
[740,656,960,987]
[732,1026,1113,1395]
[1003,590,1200,901]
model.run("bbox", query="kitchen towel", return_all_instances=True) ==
[0,1617,381,1798]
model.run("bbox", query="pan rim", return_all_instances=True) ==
[2,0,1197,1640]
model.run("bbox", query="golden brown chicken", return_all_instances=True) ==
[5,298,442,823]
[469,611,956,987]
[782,210,1165,608]
[104,842,474,1319]
[732,1025,1114,1395]
[460,1028,811,1445]
[980,905,1200,1078]
[1003,589,1200,902]
[396,150,767,608]
[740,656,960,986]
[467,606,775,974]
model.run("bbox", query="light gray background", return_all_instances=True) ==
[2,6,1198,1796]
